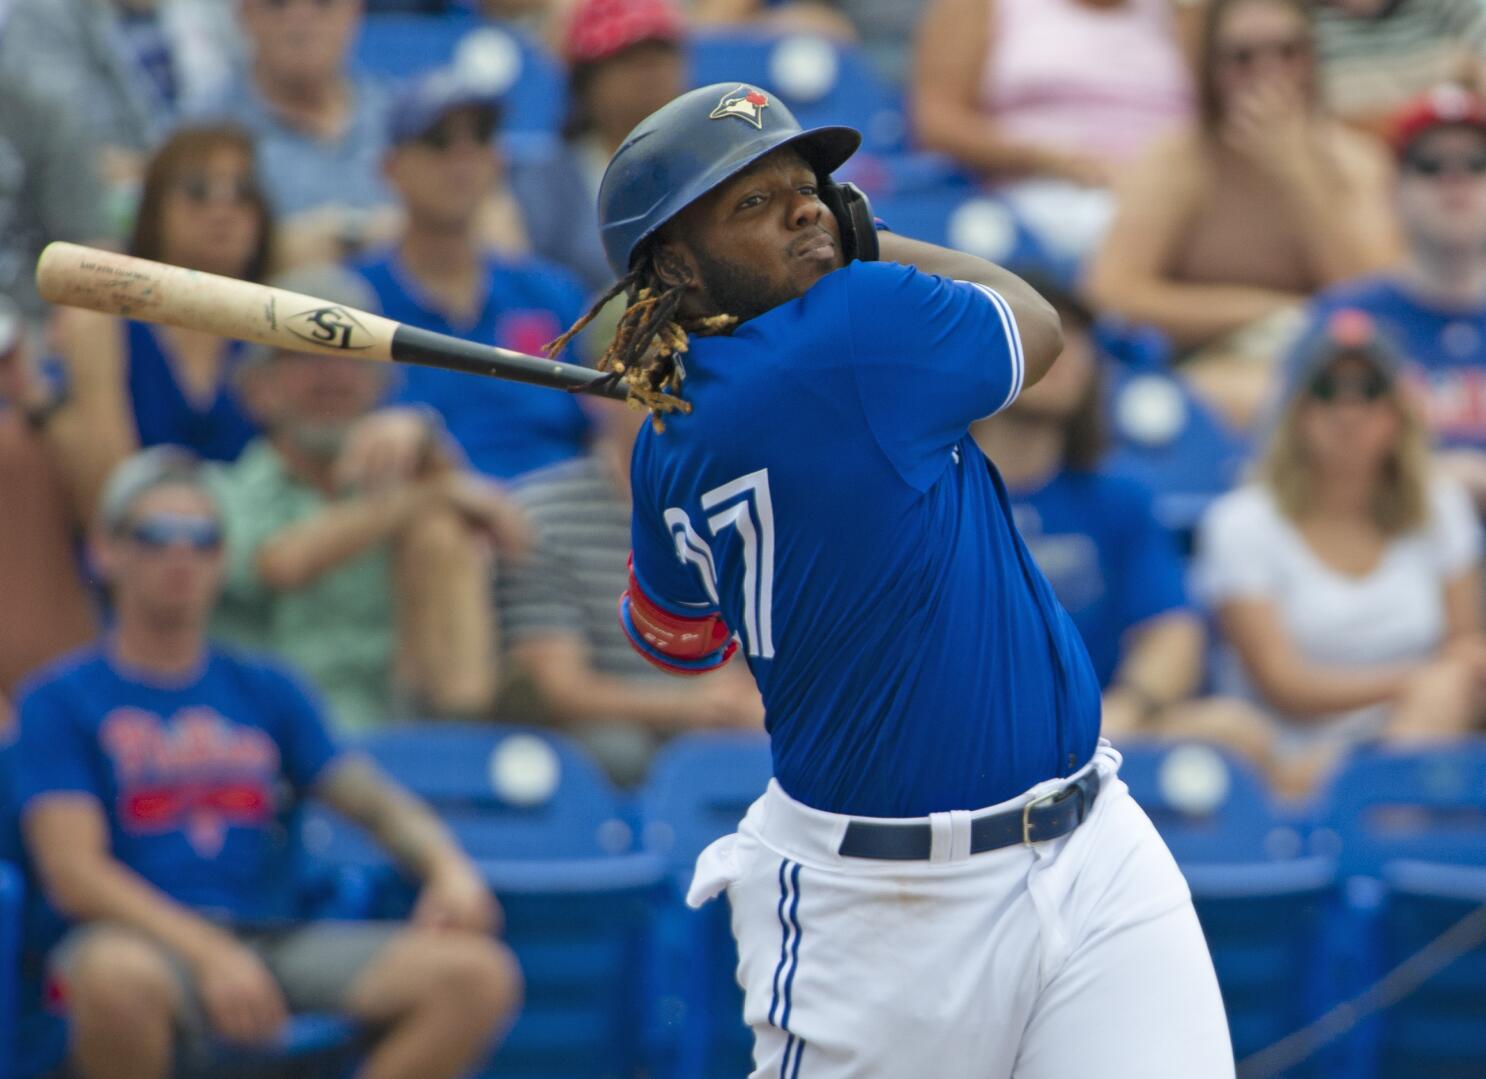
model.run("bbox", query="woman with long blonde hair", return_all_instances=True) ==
[1194,308,1486,790]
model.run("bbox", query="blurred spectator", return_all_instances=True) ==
[198,0,401,266]
[913,0,1193,259]
[209,265,529,732]
[14,446,518,1079]
[0,0,237,213]
[969,284,1204,739]
[0,300,98,729]
[1312,0,1486,137]
[1296,85,1486,509]
[1195,310,1486,794]
[352,74,591,479]
[497,397,764,786]
[1087,0,1398,430]
[50,126,272,520]
[690,0,859,43]
[505,0,687,292]
[0,71,111,322]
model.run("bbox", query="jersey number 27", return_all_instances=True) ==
[665,468,776,660]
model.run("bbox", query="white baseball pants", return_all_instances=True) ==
[687,741,1236,1079]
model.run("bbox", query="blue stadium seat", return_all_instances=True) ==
[638,731,772,1079]
[309,724,665,1079]
[0,860,19,1079]
[353,15,567,137]
[1376,861,1486,1079]
[686,30,906,153]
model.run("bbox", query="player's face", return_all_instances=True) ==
[1295,356,1402,476]
[660,148,844,323]
[1211,0,1312,110]
[385,107,501,232]
[102,485,225,628]
[1396,127,1486,253]
[159,147,265,279]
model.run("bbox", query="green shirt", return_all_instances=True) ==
[207,440,396,733]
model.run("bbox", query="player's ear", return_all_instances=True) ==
[651,240,699,292]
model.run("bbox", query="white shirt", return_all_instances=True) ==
[1194,478,1482,747]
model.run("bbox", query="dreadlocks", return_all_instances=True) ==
[546,251,738,431]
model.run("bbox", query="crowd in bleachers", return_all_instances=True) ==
[3,0,1486,1075]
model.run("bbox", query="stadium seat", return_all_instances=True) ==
[308,724,665,1079]
[353,15,567,137]
[638,731,772,1079]
[1376,861,1486,1079]
[686,30,906,153]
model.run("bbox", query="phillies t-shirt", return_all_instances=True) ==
[14,644,342,924]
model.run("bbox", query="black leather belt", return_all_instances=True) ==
[837,767,1102,861]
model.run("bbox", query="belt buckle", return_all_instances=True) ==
[1021,789,1063,846]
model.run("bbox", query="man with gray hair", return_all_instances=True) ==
[13,445,520,1079]
[208,264,530,731]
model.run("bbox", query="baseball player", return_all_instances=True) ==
[549,83,1234,1078]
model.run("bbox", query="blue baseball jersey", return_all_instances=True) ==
[1007,469,1190,689]
[628,262,1102,817]
[14,644,342,924]
[352,251,592,479]
[1298,276,1486,450]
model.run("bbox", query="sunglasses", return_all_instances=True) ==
[1402,151,1486,179]
[417,112,500,152]
[125,513,224,552]
[1217,36,1310,69]
[1307,369,1392,404]
[174,173,259,206]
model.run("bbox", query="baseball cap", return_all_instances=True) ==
[387,68,503,146]
[1278,308,1402,407]
[239,264,381,371]
[98,446,218,534]
[1389,84,1486,158]
[562,0,684,67]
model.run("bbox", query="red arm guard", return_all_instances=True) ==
[621,561,737,675]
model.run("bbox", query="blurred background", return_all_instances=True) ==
[2,0,1486,1076]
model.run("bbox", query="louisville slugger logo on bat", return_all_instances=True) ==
[284,305,374,350]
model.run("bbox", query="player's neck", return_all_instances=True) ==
[1403,245,1486,308]
[971,414,1064,489]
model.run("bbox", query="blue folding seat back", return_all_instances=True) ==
[1376,861,1486,1079]
[686,30,906,153]
[1314,745,1486,879]
[353,16,566,137]
[1114,739,1300,863]
[359,724,631,859]
[639,732,771,1079]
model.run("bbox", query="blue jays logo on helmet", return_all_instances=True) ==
[709,85,770,129]
[596,82,862,275]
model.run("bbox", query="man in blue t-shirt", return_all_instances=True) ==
[350,71,591,480]
[971,284,1204,738]
[548,83,1232,1078]
[1295,85,1486,505]
[14,447,518,1079]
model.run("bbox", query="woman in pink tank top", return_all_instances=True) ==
[913,0,1195,257]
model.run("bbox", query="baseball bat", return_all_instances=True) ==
[34,242,625,400]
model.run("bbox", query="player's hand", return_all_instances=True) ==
[335,407,441,490]
[438,473,533,559]
[413,857,503,935]
[189,933,289,1046]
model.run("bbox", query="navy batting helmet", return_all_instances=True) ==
[597,82,861,275]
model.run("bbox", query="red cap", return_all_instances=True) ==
[562,0,685,67]
[1390,84,1486,157]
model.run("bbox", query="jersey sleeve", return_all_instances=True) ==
[15,681,103,810]
[1193,489,1280,606]
[845,263,1025,487]
[627,430,723,615]
[260,662,343,793]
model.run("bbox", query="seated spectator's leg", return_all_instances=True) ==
[262,922,519,1079]
[51,926,184,1079]
[394,506,499,719]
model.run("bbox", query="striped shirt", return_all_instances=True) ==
[497,453,663,679]
[1312,0,1486,120]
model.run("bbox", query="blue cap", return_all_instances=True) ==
[388,69,503,145]
[597,82,860,274]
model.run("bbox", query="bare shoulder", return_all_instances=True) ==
[1322,120,1393,183]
